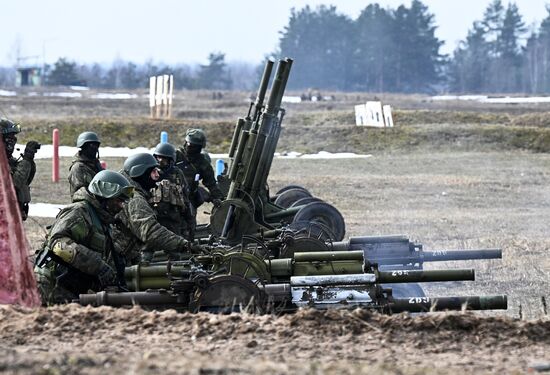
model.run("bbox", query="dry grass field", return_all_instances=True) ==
[1,90,549,373]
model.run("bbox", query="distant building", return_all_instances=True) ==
[16,66,42,87]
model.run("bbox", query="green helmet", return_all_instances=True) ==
[185,128,206,147]
[154,142,177,161]
[123,153,159,178]
[0,119,21,135]
[88,170,134,199]
[76,131,101,148]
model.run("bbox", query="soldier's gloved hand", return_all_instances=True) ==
[212,198,222,208]
[23,141,41,160]
[187,242,206,254]
[97,263,117,288]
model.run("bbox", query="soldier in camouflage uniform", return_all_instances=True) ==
[176,129,224,216]
[68,131,103,199]
[151,143,195,240]
[1,118,40,221]
[114,153,192,264]
[34,170,134,305]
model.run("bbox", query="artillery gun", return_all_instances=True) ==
[79,236,507,313]
[201,58,346,244]
[78,59,506,314]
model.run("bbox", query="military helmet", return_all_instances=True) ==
[154,142,177,161]
[123,153,159,178]
[88,170,134,199]
[76,131,101,148]
[0,119,21,135]
[185,128,206,147]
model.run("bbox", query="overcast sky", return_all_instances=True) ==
[2,0,548,67]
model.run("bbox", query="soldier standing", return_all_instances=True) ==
[115,153,191,264]
[151,143,195,240]
[34,170,134,305]
[176,129,224,215]
[68,131,103,199]
[1,118,40,221]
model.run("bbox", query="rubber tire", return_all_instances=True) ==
[274,188,312,208]
[292,201,346,241]
[290,196,324,207]
[275,185,311,196]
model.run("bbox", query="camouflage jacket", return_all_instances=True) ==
[9,156,35,220]
[150,166,194,236]
[68,152,103,199]
[44,188,118,283]
[114,170,189,263]
[176,150,223,204]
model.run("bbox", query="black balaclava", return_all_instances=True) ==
[134,167,158,191]
[3,134,16,157]
[81,142,100,160]
[185,142,202,156]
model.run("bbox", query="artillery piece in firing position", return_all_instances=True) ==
[78,58,507,314]
[198,58,346,244]
[80,229,506,313]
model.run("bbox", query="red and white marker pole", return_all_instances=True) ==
[52,128,59,183]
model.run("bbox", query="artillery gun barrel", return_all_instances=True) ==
[293,249,501,264]
[289,269,474,286]
[387,295,508,312]
[79,290,179,307]
[253,59,274,118]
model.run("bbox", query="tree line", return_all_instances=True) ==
[2,0,549,94]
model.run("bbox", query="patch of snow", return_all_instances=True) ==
[0,90,17,97]
[43,92,82,98]
[29,203,66,218]
[282,96,302,103]
[92,93,138,100]
[23,145,371,161]
[70,86,90,91]
[431,94,550,104]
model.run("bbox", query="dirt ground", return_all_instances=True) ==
[2,91,550,374]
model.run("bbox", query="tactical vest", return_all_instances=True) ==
[151,177,186,207]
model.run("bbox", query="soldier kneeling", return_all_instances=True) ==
[34,170,134,305]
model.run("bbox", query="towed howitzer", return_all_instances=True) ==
[203,58,346,244]
[79,242,507,313]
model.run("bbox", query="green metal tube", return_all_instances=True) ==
[294,251,363,262]
[265,258,293,276]
[228,118,245,158]
[292,261,364,276]
[125,265,188,279]
[377,269,475,283]
[264,206,302,220]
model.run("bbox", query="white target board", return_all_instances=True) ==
[382,105,394,127]
[365,101,385,127]
[355,104,368,125]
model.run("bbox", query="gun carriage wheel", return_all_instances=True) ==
[192,275,263,313]
[292,202,346,241]
[275,184,311,196]
[274,188,313,208]
[290,196,324,207]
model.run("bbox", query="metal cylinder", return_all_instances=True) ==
[294,251,363,262]
[423,249,502,261]
[292,261,363,276]
[377,269,475,283]
[290,274,376,286]
[388,295,507,312]
[79,291,178,307]
[228,118,245,158]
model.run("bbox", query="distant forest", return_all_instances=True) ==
[2,0,549,94]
